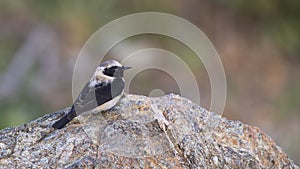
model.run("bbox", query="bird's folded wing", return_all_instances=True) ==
[73,78,124,114]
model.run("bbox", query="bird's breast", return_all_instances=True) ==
[94,93,123,112]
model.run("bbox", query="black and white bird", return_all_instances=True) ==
[52,60,131,129]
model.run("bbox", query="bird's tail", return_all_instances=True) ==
[52,106,77,129]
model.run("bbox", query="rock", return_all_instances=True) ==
[0,94,298,168]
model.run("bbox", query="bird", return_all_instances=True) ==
[52,60,131,129]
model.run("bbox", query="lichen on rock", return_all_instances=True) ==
[0,94,298,168]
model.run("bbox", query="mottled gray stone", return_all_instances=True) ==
[0,94,298,168]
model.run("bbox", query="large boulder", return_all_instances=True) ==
[0,94,298,168]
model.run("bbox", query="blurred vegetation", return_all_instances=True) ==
[227,0,300,61]
[0,0,299,164]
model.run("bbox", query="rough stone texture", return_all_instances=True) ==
[0,94,298,168]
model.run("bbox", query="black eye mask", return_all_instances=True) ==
[103,66,119,77]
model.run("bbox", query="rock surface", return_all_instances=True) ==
[0,94,298,168]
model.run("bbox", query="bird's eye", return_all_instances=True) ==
[103,66,118,77]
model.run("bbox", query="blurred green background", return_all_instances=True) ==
[0,0,299,164]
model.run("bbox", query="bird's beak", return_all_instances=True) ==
[122,66,132,70]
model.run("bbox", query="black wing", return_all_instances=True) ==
[73,78,125,114]
[52,78,125,129]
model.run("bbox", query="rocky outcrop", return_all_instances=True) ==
[0,94,298,168]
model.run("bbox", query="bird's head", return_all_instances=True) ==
[93,60,131,81]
